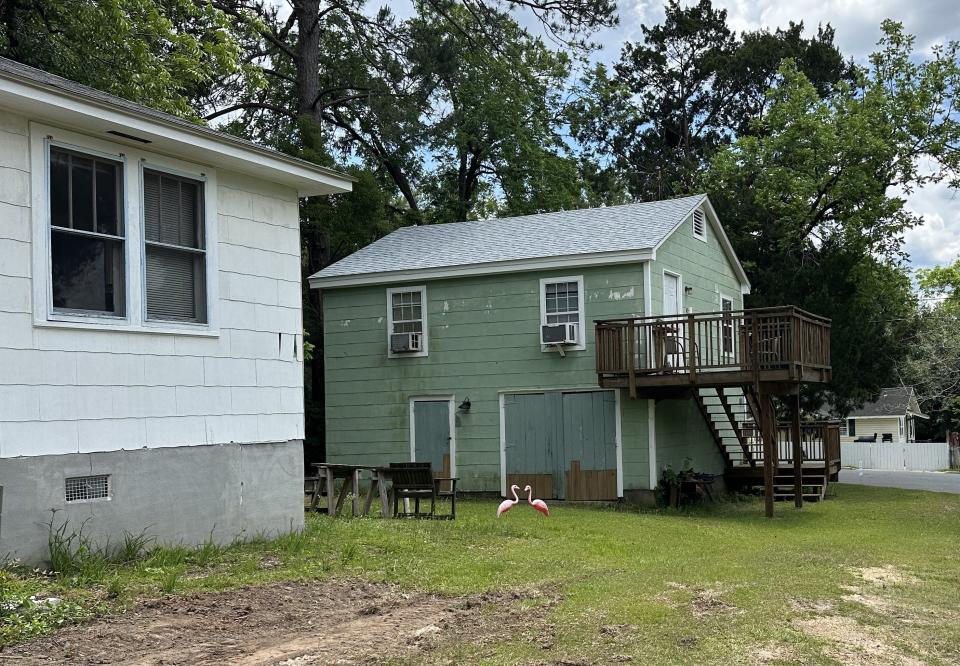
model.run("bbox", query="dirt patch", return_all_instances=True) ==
[690,587,737,618]
[1,579,503,665]
[796,615,924,666]
[752,643,800,665]
[854,566,919,587]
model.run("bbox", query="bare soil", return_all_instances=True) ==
[1,580,497,665]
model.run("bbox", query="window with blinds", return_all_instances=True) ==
[49,147,125,316]
[143,170,207,323]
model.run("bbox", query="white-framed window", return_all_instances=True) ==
[720,295,734,356]
[539,275,586,351]
[29,123,219,336]
[692,208,707,241]
[386,285,428,357]
[48,145,127,318]
[142,168,208,323]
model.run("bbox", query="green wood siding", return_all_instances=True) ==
[325,265,649,492]
[650,211,744,317]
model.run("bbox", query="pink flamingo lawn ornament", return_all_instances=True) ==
[496,484,521,517]
[524,485,550,517]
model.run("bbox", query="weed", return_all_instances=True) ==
[112,529,154,565]
[274,529,308,556]
[160,570,180,594]
[192,533,222,567]
[46,513,108,582]
[105,577,124,599]
[146,545,189,568]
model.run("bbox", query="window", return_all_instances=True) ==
[386,286,428,357]
[143,170,207,323]
[33,127,219,333]
[539,276,586,351]
[692,208,706,241]
[847,419,856,437]
[49,147,125,316]
[720,296,734,355]
[65,475,110,502]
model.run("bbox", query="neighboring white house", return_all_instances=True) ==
[0,57,353,563]
[840,386,929,445]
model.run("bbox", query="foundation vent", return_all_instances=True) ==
[65,475,111,502]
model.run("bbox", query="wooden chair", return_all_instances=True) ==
[389,462,458,520]
[304,474,326,512]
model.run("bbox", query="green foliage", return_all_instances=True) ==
[917,258,960,308]
[703,22,960,411]
[0,0,241,118]
[570,0,849,200]
[159,569,180,594]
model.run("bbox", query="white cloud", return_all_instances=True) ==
[901,182,960,268]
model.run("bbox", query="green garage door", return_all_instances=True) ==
[503,391,618,500]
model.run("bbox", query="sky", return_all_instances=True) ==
[383,0,960,269]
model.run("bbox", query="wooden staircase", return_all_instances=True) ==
[772,468,828,502]
[694,386,759,468]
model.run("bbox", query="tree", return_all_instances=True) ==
[702,22,960,411]
[898,305,960,436]
[917,258,960,308]
[569,0,849,201]
[0,0,241,118]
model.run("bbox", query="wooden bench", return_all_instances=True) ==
[389,462,457,520]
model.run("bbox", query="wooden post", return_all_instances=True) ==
[351,468,361,517]
[761,392,776,518]
[627,322,637,399]
[791,392,803,509]
[325,465,335,516]
[687,314,697,384]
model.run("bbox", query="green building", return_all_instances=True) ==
[309,194,754,503]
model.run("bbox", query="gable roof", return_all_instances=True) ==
[849,387,928,419]
[0,57,354,196]
[309,194,751,289]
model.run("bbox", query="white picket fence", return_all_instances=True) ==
[841,441,950,471]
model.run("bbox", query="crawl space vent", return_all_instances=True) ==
[65,475,110,502]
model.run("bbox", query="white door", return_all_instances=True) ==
[663,273,680,315]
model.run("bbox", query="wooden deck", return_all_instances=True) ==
[595,306,831,396]
[594,306,835,516]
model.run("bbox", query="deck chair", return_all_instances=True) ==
[389,462,458,519]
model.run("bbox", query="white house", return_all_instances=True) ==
[840,386,929,445]
[0,57,354,563]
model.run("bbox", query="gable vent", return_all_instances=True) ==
[692,208,706,239]
[65,475,111,502]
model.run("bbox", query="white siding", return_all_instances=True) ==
[0,112,304,458]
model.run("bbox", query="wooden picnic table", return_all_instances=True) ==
[311,463,397,518]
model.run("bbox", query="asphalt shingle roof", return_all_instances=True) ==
[312,194,707,281]
[849,387,925,418]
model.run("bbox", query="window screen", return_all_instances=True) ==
[49,147,125,315]
[544,281,580,324]
[391,290,423,334]
[143,170,207,323]
[65,475,110,502]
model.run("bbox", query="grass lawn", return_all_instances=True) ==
[3,484,960,664]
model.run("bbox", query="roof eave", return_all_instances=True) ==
[0,66,354,197]
[309,248,656,289]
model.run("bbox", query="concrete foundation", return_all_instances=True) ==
[0,440,304,565]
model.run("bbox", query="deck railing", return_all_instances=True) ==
[739,422,841,466]
[595,306,831,381]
